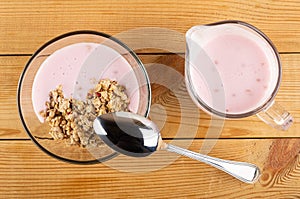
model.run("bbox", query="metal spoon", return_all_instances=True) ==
[93,112,260,183]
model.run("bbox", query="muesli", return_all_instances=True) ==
[40,79,129,147]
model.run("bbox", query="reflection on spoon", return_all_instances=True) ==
[93,112,260,184]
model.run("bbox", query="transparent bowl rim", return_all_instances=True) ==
[17,30,151,164]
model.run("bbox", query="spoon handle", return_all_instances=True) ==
[166,144,260,184]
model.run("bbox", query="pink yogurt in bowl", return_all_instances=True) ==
[32,42,142,122]
[18,31,151,164]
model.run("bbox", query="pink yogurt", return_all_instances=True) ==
[187,24,277,115]
[32,42,140,122]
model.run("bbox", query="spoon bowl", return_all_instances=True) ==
[93,112,260,184]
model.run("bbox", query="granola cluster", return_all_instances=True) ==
[40,79,130,147]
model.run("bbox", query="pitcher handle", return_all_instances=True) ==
[256,101,293,131]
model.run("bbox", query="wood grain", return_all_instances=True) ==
[0,54,299,139]
[1,1,300,198]
[0,139,299,198]
[0,0,300,54]
[141,54,300,139]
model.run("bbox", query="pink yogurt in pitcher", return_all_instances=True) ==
[32,42,140,122]
[187,24,277,115]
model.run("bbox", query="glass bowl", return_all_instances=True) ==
[18,30,151,164]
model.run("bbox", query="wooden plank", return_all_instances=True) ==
[0,56,26,138]
[0,139,299,198]
[0,0,300,54]
[141,54,300,139]
[0,54,299,139]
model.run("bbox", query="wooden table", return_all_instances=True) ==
[0,1,299,198]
